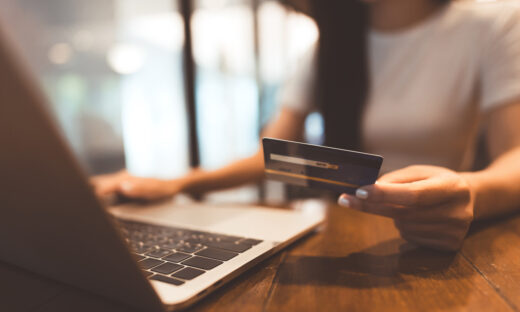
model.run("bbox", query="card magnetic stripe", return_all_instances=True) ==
[264,169,360,188]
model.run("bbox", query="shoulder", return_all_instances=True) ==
[433,0,520,50]
[446,1,520,33]
[453,2,520,113]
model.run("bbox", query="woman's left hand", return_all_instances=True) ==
[338,165,475,251]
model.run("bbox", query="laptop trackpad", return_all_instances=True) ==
[109,201,247,229]
[109,199,324,242]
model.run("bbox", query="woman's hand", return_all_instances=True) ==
[91,170,188,201]
[338,165,475,251]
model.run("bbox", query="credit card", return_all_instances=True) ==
[262,138,383,194]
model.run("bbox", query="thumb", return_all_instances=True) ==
[378,166,433,184]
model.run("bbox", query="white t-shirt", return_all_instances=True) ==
[280,1,520,174]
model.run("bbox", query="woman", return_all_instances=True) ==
[94,0,520,251]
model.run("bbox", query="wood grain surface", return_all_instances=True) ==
[2,204,520,312]
[186,205,516,312]
[461,214,520,311]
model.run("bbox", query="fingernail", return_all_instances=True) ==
[120,181,133,192]
[338,196,350,207]
[356,189,369,199]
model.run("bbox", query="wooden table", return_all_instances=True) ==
[2,204,520,312]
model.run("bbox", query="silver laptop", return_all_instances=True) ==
[0,26,324,311]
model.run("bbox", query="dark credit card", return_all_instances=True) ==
[262,138,383,194]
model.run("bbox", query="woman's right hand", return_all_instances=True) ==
[91,170,189,201]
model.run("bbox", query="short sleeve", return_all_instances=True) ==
[277,45,317,113]
[480,5,520,111]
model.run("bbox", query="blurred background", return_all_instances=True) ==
[0,0,320,202]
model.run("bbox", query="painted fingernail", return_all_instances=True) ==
[356,189,369,199]
[338,196,350,208]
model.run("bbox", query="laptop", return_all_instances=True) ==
[0,26,325,311]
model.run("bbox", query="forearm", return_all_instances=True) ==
[462,147,520,219]
[181,151,265,195]
[178,107,306,196]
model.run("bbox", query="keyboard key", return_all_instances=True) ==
[138,258,164,270]
[160,241,184,250]
[184,237,206,245]
[151,263,184,275]
[163,252,192,263]
[129,233,145,242]
[116,218,254,279]
[150,236,169,245]
[142,271,154,277]
[145,248,172,258]
[133,254,145,261]
[182,256,222,270]
[196,247,238,261]
[131,242,152,254]
[177,243,204,253]
[172,267,205,280]
[150,275,184,286]
[241,238,263,245]
[205,241,252,253]
[217,235,243,242]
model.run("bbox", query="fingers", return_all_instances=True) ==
[377,165,452,183]
[90,170,129,197]
[91,177,121,197]
[116,181,157,200]
[337,165,473,252]
[91,170,129,184]
[356,176,467,207]
[91,172,168,201]
[340,193,473,223]
[378,166,431,183]
[338,194,409,218]
[339,193,454,220]
[116,178,178,201]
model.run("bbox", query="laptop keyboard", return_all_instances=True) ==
[116,219,263,286]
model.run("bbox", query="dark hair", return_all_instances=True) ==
[312,1,369,150]
[311,1,452,150]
